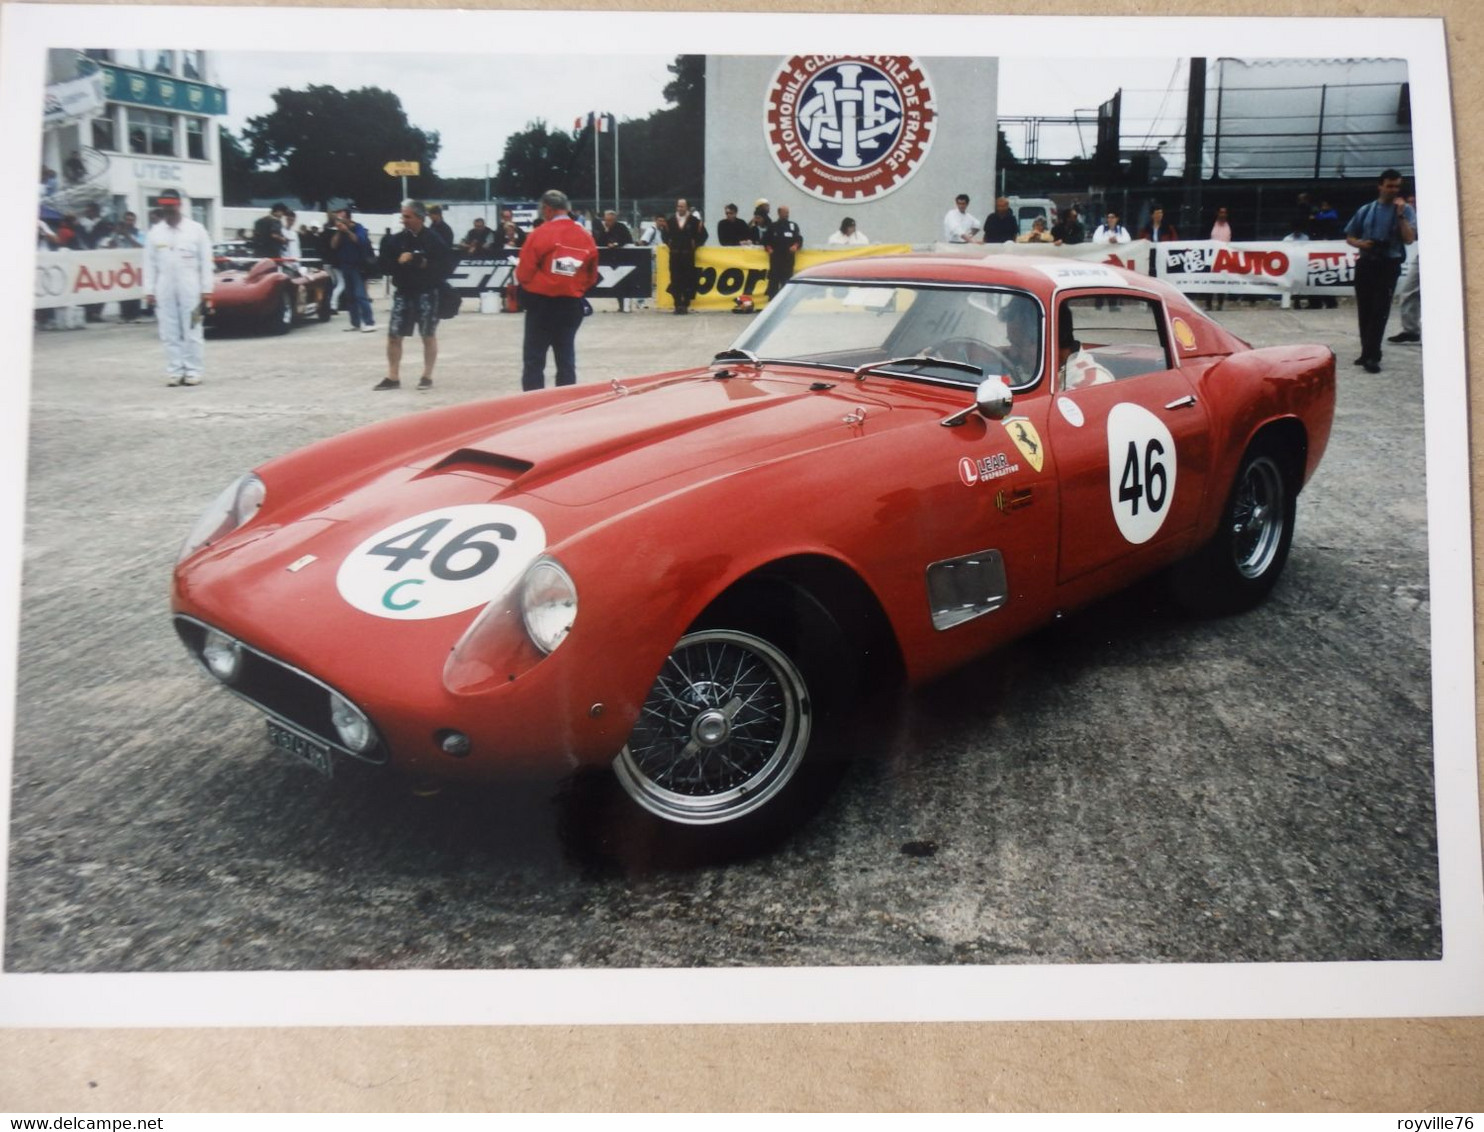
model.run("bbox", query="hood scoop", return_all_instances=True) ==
[424,448,534,485]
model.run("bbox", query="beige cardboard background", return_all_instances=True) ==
[2,0,1483,1112]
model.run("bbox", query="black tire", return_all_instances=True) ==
[270,288,294,335]
[1172,438,1296,615]
[316,286,332,321]
[601,585,852,859]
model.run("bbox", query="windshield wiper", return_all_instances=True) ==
[853,352,983,382]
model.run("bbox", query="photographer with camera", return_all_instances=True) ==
[329,207,377,334]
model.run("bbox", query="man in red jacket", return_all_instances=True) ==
[516,189,599,391]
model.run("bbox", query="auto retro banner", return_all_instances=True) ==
[34,249,145,309]
[446,247,653,299]
[1154,240,1359,298]
[654,243,913,311]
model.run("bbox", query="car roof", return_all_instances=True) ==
[791,251,1250,358]
[794,251,1168,302]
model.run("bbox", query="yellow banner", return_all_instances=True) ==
[654,244,912,311]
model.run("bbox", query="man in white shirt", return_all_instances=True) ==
[143,188,215,387]
[827,217,870,246]
[942,194,981,243]
[1092,211,1130,244]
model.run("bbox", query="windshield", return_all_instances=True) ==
[729,280,1044,388]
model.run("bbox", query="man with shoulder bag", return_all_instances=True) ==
[373,199,456,392]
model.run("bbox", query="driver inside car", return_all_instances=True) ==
[1056,302,1115,390]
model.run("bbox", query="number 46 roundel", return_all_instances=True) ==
[1106,403,1176,545]
[336,504,548,620]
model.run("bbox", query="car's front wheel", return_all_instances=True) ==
[1172,438,1296,614]
[614,628,814,827]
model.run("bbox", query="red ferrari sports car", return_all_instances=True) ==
[172,254,1335,843]
[207,248,332,335]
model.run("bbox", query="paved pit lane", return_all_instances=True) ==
[5,293,1440,972]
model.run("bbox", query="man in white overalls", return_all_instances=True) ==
[143,189,215,387]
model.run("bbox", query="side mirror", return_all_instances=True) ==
[974,376,1015,420]
[940,376,1014,428]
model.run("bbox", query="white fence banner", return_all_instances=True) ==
[34,248,146,309]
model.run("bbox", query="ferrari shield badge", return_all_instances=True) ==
[1003,418,1044,473]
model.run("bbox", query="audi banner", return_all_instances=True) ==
[35,249,145,310]
[446,247,653,299]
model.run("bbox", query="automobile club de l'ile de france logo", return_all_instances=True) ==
[764,56,937,202]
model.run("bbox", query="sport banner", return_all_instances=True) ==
[1154,240,1357,298]
[448,247,652,299]
[654,244,913,311]
[34,249,145,309]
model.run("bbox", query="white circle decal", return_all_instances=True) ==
[337,504,547,620]
[1106,403,1176,544]
[1056,397,1085,427]
[958,456,979,486]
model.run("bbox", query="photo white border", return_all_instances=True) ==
[0,5,1477,1027]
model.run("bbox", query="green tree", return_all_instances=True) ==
[243,85,440,211]
[218,125,257,206]
[492,119,578,199]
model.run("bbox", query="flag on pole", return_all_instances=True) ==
[573,112,613,135]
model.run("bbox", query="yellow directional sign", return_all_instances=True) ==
[384,161,420,177]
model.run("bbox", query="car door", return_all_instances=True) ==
[1045,291,1213,586]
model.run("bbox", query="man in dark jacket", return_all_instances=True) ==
[764,205,802,299]
[664,198,707,314]
[716,203,750,246]
[373,199,455,392]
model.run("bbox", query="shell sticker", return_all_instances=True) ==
[1172,317,1198,352]
[337,504,547,620]
[1107,403,1177,544]
[1003,418,1044,472]
[1056,397,1085,427]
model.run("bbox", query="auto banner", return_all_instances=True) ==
[447,247,653,299]
[34,248,145,310]
[654,244,913,311]
[1154,240,1358,299]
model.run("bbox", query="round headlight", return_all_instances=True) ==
[179,473,266,562]
[520,558,578,654]
[201,629,243,683]
[329,692,375,753]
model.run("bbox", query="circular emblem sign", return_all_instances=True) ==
[765,56,937,202]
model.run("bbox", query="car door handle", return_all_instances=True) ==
[1164,395,1198,410]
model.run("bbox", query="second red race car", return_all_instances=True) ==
[206,244,333,335]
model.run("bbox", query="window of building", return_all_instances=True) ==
[91,112,116,152]
[127,108,175,157]
[152,50,175,74]
[186,117,206,160]
[81,49,114,63]
[181,51,204,80]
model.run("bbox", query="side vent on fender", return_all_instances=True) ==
[926,550,1008,630]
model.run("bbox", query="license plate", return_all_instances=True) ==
[266,719,333,777]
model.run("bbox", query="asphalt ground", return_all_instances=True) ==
[4,288,1440,972]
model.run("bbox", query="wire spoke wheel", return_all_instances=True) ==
[1230,455,1286,579]
[615,629,812,826]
